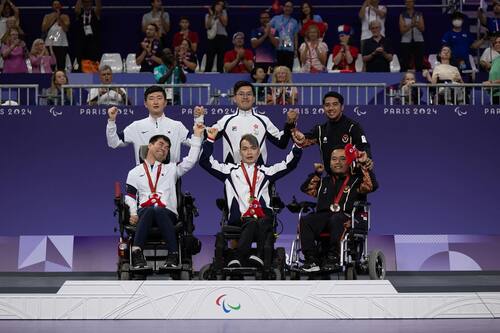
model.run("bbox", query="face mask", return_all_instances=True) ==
[452,19,463,28]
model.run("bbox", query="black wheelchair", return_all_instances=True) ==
[286,197,386,280]
[198,186,287,280]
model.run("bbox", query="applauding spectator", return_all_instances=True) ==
[0,0,19,40]
[176,38,197,73]
[362,20,393,72]
[154,48,186,105]
[29,38,56,73]
[359,0,387,53]
[42,0,70,71]
[74,0,101,72]
[136,23,163,72]
[1,26,27,73]
[172,17,198,52]
[142,0,170,38]
[204,0,228,72]
[298,24,327,73]
[480,34,500,72]
[224,32,254,73]
[267,65,298,104]
[87,65,128,106]
[331,25,359,72]
[251,10,278,73]
[478,0,500,35]
[270,1,299,71]
[399,0,425,71]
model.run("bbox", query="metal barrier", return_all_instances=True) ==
[0,85,39,105]
[392,83,500,106]
[58,84,211,106]
[247,83,388,106]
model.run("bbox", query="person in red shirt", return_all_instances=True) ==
[223,32,254,73]
[331,24,359,72]
[172,16,198,53]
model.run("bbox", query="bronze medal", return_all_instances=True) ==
[330,204,341,212]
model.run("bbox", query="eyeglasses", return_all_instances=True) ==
[236,92,254,98]
[370,26,381,30]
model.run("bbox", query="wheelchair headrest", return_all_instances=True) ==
[138,145,170,164]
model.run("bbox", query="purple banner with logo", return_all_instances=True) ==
[1,105,500,237]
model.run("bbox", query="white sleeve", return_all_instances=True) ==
[480,49,490,63]
[106,120,129,148]
[124,170,138,216]
[176,135,202,177]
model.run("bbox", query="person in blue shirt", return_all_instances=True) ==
[270,1,299,71]
[441,11,482,71]
[478,0,500,34]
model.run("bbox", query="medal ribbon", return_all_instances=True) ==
[241,162,258,199]
[332,175,350,208]
[241,163,265,218]
[140,162,166,208]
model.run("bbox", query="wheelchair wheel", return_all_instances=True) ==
[368,249,386,280]
[198,263,213,280]
[345,265,357,280]
[271,268,283,280]
[273,247,286,280]
[290,270,301,280]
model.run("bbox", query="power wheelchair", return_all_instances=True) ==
[286,197,386,280]
[114,146,201,280]
[198,185,287,280]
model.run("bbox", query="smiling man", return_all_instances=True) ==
[199,128,303,268]
[106,85,203,164]
[293,91,372,174]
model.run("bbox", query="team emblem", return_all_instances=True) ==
[342,134,349,143]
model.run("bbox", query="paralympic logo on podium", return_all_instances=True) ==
[215,294,241,313]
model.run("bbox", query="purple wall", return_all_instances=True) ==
[1,105,500,238]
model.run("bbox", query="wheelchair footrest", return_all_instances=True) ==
[130,266,153,274]
[223,267,258,274]
[157,265,182,274]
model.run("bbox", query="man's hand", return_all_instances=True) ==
[286,108,298,124]
[194,105,205,118]
[193,123,205,137]
[314,163,324,174]
[375,46,384,53]
[357,151,373,170]
[207,127,219,140]
[108,106,118,121]
[237,48,245,60]
[291,129,305,146]
[129,215,139,225]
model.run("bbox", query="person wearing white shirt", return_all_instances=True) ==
[88,65,128,105]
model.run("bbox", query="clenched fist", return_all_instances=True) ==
[206,127,219,140]
[108,106,118,121]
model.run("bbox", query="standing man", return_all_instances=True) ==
[251,10,279,72]
[136,23,163,73]
[141,0,170,38]
[74,0,101,72]
[106,85,203,165]
[270,1,299,71]
[293,91,372,174]
[223,32,254,73]
[196,80,298,164]
[125,126,203,269]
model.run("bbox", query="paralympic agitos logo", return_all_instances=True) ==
[215,294,241,313]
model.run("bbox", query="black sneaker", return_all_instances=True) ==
[227,259,241,268]
[301,257,320,272]
[322,255,339,271]
[132,249,148,269]
[163,252,179,268]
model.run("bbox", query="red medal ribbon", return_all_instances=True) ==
[331,174,350,209]
[140,162,166,208]
[241,163,265,218]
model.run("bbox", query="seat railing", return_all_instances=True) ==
[0,84,39,106]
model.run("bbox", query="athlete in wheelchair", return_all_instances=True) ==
[115,126,203,280]
[198,128,303,280]
[287,143,385,280]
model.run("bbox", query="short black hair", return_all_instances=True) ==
[240,134,259,148]
[144,85,166,101]
[233,80,255,96]
[149,134,171,146]
[322,91,344,105]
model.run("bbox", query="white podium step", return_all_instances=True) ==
[0,280,499,319]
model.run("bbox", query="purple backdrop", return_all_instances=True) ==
[1,105,500,237]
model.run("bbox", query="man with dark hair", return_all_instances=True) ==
[125,125,204,269]
[293,91,372,174]
[299,145,377,272]
[172,16,199,52]
[106,85,204,164]
[141,0,170,37]
[195,80,298,164]
[136,23,163,72]
[223,32,254,73]
[270,1,299,71]
[199,128,304,267]
[251,10,279,72]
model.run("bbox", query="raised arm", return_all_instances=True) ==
[175,124,204,178]
[199,128,232,181]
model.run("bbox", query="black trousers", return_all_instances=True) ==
[205,34,226,73]
[276,50,294,71]
[300,211,349,258]
[400,41,425,72]
[52,46,69,71]
[134,207,178,252]
[235,216,273,262]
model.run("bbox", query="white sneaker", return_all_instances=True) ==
[248,255,264,267]
[227,259,241,268]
